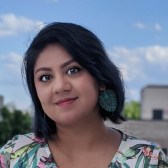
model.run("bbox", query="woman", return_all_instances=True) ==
[0,22,167,168]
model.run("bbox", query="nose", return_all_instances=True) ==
[52,75,71,93]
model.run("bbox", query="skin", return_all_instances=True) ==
[34,44,122,168]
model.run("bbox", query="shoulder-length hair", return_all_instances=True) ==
[22,22,125,139]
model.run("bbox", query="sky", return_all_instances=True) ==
[0,0,168,111]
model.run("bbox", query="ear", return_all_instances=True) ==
[99,84,106,91]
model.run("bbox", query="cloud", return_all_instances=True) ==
[154,23,162,31]
[108,47,145,81]
[108,45,168,101]
[0,13,44,37]
[108,45,168,82]
[125,88,140,101]
[0,52,23,84]
[0,52,32,110]
[134,22,146,29]
[134,22,162,32]
[145,46,168,63]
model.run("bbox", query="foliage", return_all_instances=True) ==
[123,101,140,120]
[0,106,32,146]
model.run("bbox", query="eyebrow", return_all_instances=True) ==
[34,59,75,74]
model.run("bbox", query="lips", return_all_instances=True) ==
[55,97,78,106]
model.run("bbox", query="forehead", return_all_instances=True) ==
[34,44,73,69]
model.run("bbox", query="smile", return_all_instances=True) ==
[55,97,78,107]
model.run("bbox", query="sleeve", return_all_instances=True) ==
[158,148,168,167]
[0,135,18,168]
[0,142,12,167]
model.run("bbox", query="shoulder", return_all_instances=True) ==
[122,133,160,146]
[0,133,45,154]
[0,133,48,167]
[114,132,168,167]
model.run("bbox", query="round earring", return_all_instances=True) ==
[98,89,117,112]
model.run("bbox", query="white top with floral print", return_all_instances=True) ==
[0,132,168,168]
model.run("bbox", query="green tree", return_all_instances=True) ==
[123,101,140,120]
[0,106,13,146]
[0,106,32,146]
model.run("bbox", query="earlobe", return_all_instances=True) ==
[99,84,106,91]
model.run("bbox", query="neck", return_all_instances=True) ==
[48,114,122,167]
[50,115,112,153]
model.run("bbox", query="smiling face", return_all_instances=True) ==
[34,44,101,127]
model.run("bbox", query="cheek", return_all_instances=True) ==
[35,84,48,104]
[36,92,49,112]
[38,93,48,105]
[79,79,99,102]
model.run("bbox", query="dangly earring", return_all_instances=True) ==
[98,89,117,112]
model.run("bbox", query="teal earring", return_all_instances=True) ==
[98,89,117,112]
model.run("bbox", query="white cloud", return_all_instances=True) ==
[154,23,162,31]
[108,45,168,82]
[0,52,23,78]
[0,52,31,110]
[134,22,162,32]
[0,13,44,37]
[134,22,146,29]
[108,45,168,101]
[145,46,168,63]
[125,88,140,101]
[108,47,145,81]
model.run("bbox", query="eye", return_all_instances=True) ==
[39,75,53,82]
[67,67,81,75]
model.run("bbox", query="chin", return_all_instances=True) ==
[55,113,85,127]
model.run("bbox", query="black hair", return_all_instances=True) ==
[22,22,125,139]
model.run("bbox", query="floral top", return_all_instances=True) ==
[0,132,168,168]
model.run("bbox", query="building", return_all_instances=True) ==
[141,85,168,120]
[0,95,4,109]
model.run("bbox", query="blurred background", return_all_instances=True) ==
[0,0,168,154]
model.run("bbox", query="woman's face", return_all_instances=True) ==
[34,44,101,127]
